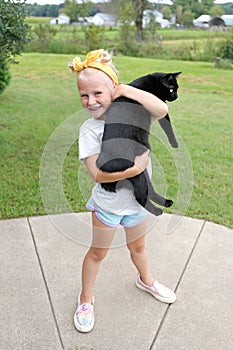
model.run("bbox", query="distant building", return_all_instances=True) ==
[221,15,233,27]
[143,10,171,29]
[193,14,233,28]
[209,17,225,27]
[90,13,117,27]
[50,13,70,25]
[193,14,211,28]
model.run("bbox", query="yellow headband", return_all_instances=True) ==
[70,49,118,84]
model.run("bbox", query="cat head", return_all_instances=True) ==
[130,71,182,102]
[159,72,182,102]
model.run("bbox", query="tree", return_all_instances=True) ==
[173,0,215,13]
[63,0,95,23]
[0,0,31,94]
[182,10,195,27]
[98,0,150,41]
[132,0,148,41]
[63,0,79,22]
[145,11,158,38]
[201,0,215,13]
[209,5,224,18]
[176,5,183,24]
[162,6,172,20]
[118,2,138,55]
[85,24,105,51]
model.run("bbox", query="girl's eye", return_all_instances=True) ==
[95,91,102,96]
[81,94,88,98]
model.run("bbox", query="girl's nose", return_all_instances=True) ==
[87,95,96,106]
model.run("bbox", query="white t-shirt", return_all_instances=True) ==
[79,118,151,215]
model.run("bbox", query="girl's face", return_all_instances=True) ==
[77,69,116,120]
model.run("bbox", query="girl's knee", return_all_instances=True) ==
[87,247,108,262]
[127,241,145,255]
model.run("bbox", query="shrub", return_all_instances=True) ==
[0,0,31,94]
[28,24,57,52]
[219,28,233,61]
[117,2,138,56]
[84,24,105,51]
[215,58,233,70]
[0,59,11,94]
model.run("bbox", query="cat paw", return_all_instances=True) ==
[165,199,173,207]
[156,208,163,216]
[171,142,179,148]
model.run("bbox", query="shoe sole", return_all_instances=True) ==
[136,280,176,304]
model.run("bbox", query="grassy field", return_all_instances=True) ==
[25,18,229,59]
[26,17,229,40]
[0,53,233,228]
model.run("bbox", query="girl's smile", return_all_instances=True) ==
[77,70,116,120]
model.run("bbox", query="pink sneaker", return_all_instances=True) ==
[136,274,176,304]
[74,293,95,333]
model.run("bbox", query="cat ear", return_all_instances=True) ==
[160,73,173,87]
[173,72,182,77]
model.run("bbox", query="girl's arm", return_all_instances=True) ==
[113,84,168,121]
[84,150,149,183]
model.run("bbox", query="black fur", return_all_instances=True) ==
[130,72,181,148]
[96,72,181,216]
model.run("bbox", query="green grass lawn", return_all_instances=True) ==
[0,53,233,228]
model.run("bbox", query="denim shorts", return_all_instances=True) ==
[86,197,148,228]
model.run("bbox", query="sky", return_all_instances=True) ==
[25,0,233,5]
[26,0,65,5]
[25,0,111,4]
[25,0,63,4]
[24,0,233,5]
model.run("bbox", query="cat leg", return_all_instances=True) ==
[100,182,117,192]
[158,114,179,148]
[144,171,173,208]
[130,173,163,216]
[144,200,163,216]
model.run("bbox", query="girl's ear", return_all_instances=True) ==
[111,82,120,100]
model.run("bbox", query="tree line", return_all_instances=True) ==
[26,0,233,40]
[26,0,233,20]
[1,0,233,95]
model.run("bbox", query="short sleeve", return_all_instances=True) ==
[78,119,104,161]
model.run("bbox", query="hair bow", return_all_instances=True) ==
[70,49,118,84]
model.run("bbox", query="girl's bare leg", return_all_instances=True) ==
[125,220,154,286]
[80,212,117,304]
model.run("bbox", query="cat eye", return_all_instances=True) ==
[170,88,173,92]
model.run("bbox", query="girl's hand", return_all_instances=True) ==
[134,150,150,173]
[112,84,125,100]
[112,83,168,120]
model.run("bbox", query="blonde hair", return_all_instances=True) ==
[69,49,118,84]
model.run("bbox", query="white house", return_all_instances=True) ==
[90,13,117,27]
[143,10,171,28]
[194,14,233,27]
[193,14,211,28]
[50,13,70,25]
[221,15,233,26]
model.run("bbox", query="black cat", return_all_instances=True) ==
[130,72,181,148]
[96,72,181,216]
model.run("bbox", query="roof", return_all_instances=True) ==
[214,0,233,4]
[94,13,117,21]
[148,0,173,5]
[194,15,211,23]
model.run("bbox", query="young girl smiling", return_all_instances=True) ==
[69,49,176,333]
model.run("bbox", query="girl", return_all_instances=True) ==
[69,49,176,333]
